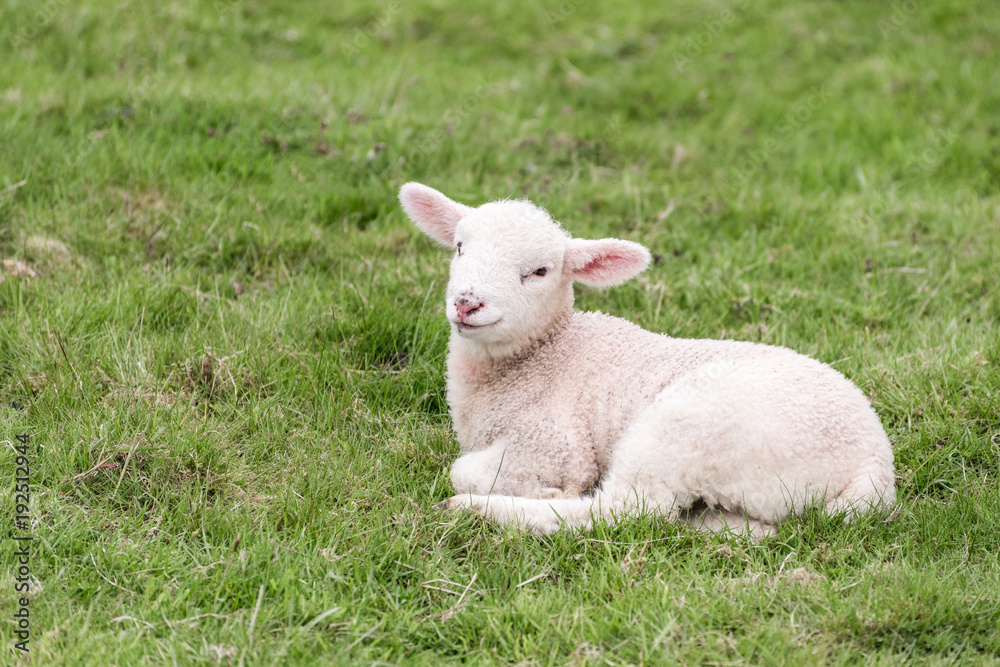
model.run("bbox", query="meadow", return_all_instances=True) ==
[1,0,999,664]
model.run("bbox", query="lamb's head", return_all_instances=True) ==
[400,182,651,356]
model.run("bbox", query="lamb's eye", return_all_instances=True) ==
[456,242,463,256]
[534,268,547,277]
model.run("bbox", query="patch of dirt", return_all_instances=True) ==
[102,384,187,410]
[171,348,255,402]
[110,187,172,217]
[25,235,72,267]
[0,259,37,280]
[68,431,228,513]
[109,187,174,259]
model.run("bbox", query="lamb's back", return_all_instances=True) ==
[543,312,742,468]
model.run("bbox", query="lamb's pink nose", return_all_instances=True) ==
[455,296,483,321]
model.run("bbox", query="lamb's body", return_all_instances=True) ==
[448,310,893,535]
[400,182,895,536]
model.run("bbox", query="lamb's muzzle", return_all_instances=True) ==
[454,294,483,322]
[399,181,896,537]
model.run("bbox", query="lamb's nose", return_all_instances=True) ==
[455,296,483,321]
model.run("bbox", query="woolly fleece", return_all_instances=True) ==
[399,182,896,536]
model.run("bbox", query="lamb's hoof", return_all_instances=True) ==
[435,495,474,512]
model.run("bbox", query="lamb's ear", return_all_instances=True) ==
[398,182,474,246]
[565,238,651,286]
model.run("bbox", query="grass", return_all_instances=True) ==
[1,0,999,663]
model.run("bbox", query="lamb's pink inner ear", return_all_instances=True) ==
[398,182,473,246]
[566,238,652,287]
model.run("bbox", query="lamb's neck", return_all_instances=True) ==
[448,313,574,385]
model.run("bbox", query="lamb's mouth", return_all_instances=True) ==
[453,319,500,333]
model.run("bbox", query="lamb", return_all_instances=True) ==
[399,182,896,537]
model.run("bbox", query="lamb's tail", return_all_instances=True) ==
[825,462,896,518]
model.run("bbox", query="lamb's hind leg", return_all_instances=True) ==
[681,505,776,539]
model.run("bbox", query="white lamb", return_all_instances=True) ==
[399,182,895,537]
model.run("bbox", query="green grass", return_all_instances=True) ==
[1,0,999,663]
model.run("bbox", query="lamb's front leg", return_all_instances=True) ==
[448,442,583,499]
[448,491,634,535]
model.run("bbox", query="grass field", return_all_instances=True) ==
[2,0,999,664]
